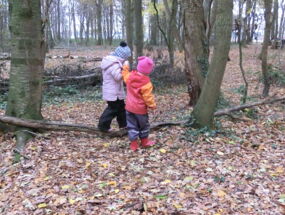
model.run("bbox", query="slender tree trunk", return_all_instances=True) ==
[203,0,213,43]
[250,0,257,42]
[96,0,103,45]
[134,0,143,59]
[149,14,157,45]
[241,0,251,45]
[279,0,285,39]
[71,0,77,41]
[85,7,90,45]
[183,0,208,106]
[7,0,45,158]
[238,0,248,103]
[79,14,84,44]
[261,0,273,97]
[163,0,178,66]
[271,0,278,40]
[108,1,114,45]
[245,0,252,44]
[57,0,61,41]
[125,0,133,66]
[192,0,233,128]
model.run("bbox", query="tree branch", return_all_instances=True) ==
[153,0,169,46]
[0,96,284,136]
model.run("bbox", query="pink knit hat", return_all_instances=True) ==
[137,56,154,75]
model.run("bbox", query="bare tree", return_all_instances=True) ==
[96,0,103,45]
[271,0,279,40]
[192,0,233,128]
[278,0,285,39]
[183,0,208,106]
[134,0,143,59]
[7,0,45,160]
[124,0,133,65]
[261,0,273,97]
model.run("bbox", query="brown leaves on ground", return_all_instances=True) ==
[0,45,285,214]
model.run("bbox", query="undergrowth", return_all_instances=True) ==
[44,86,102,105]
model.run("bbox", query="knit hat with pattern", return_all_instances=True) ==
[112,41,131,60]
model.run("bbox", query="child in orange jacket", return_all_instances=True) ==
[122,56,156,151]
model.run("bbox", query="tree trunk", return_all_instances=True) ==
[57,0,61,41]
[245,0,252,44]
[279,0,285,39]
[125,0,133,66]
[85,6,90,45]
[149,14,157,45]
[203,0,213,43]
[108,1,113,45]
[192,0,233,128]
[183,0,208,106]
[261,0,273,97]
[238,0,248,104]
[271,0,278,40]
[249,0,257,43]
[79,14,84,44]
[7,0,45,158]
[96,0,103,45]
[134,0,143,59]
[71,0,77,41]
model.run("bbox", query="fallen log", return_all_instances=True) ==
[0,67,102,91]
[0,115,183,137]
[44,67,102,86]
[46,55,103,62]
[214,96,285,116]
[0,96,284,137]
[0,96,285,137]
[0,53,10,60]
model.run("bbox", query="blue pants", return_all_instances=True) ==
[126,111,150,141]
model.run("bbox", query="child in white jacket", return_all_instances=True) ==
[98,41,131,132]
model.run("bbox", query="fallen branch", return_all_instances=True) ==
[0,115,184,137]
[0,96,284,137]
[0,67,102,91]
[214,96,285,116]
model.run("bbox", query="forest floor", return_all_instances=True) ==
[0,44,285,215]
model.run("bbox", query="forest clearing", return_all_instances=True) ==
[0,45,284,214]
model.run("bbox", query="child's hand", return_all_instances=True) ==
[123,60,130,67]
[149,106,157,111]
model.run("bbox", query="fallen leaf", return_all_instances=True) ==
[37,203,47,208]
[216,190,227,198]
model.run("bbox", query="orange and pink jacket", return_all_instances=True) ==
[122,65,156,115]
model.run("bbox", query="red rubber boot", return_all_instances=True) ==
[130,140,139,151]
[141,138,155,148]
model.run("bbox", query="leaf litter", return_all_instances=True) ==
[0,45,284,214]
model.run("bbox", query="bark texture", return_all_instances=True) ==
[183,0,208,106]
[261,0,273,97]
[7,0,45,158]
[192,0,233,128]
[134,0,143,59]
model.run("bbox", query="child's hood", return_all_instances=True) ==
[101,55,123,70]
[128,71,149,89]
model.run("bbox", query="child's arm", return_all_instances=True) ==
[141,82,156,109]
[111,65,123,81]
[121,64,130,83]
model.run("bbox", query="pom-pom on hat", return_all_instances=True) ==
[137,56,154,75]
[112,41,131,60]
